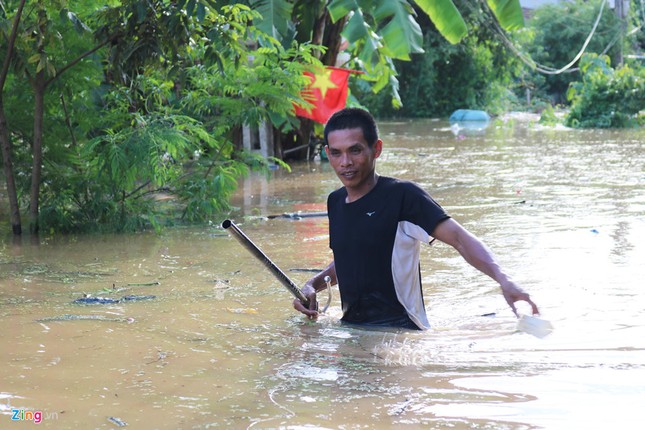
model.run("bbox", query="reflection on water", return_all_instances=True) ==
[1,116,644,429]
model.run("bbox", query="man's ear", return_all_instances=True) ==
[374,140,383,158]
[324,145,330,157]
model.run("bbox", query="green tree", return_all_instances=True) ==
[78,12,318,230]
[1,0,111,234]
[1,1,319,234]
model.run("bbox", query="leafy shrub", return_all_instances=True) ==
[565,54,644,128]
[538,104,560,126]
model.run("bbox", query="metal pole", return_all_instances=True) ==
[222,219,310,307]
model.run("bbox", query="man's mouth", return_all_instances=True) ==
[340,171,357,179]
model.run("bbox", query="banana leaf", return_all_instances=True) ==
[414,0,524,44]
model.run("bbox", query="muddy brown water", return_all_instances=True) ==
[1,116,644,429]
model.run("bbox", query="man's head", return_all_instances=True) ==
[323,108,382,200]
[324,108,379,148]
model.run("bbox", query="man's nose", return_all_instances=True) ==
[340,152,352,166]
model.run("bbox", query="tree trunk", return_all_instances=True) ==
[294,7,330,157]
[614,0,627,66]
[0,105,21,235]
[29,76,46,234]
[321,15,347,68]
[0,0,27,235]
[290,11,348,160]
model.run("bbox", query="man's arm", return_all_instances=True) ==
[293,261,337,319]
[431,218,539,317]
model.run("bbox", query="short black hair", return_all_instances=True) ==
[324,108,379,148]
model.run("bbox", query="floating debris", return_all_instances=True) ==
[126,281,160,287]
[266,211,327,220]
[289,268,324,273]
[73,296,120,305]
[121,295,156,302]
[36,314,133,323]
[227,308,258,314]
[107,416,127,427]
[72,295,156,305]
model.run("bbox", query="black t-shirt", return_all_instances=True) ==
[328,176,450,329]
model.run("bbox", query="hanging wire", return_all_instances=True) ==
[464,0,611,75]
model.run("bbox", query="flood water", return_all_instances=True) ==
[1,115,644,429]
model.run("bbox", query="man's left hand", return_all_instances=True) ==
[500,281,539,317]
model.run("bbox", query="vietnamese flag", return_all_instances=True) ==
[294,66,353,124]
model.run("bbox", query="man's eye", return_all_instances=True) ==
[350,148,362,154]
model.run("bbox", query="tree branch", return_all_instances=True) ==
[45,36,116,87]
[0,0,27,91]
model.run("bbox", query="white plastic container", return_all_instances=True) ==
[517,314,554,338]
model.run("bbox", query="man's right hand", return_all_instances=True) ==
[293,284,318,320]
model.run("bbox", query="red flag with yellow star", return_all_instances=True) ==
[294,66,353,124]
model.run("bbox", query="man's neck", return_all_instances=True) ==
[345,173,379,203]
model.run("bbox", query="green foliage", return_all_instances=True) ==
[180,39,320,135]
[251,0,294,41]
[484,0,524,31]
[522,0,622,104]
[413,0,467,44]
[565,54,644,128]
[1,1,314,233]
[355,0,524,118]
[1,0,105,219]
[632,2,645,54]
[235,0,525,109]
[0,0,530,235]
[62,4,309,232]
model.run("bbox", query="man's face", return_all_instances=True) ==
[325,127,382,193]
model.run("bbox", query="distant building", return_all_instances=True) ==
[519,1,630,21]
[520,0,564,8]
[520,0,568,19]
[520,0,628,10]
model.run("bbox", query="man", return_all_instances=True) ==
[293,108,539,330]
